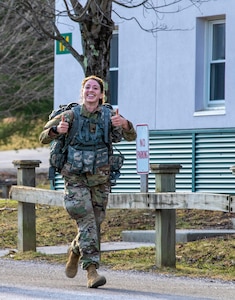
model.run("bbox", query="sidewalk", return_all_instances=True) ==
[0,242,155,257]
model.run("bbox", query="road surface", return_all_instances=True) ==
[0,147,50,174]
[0,259,234,300]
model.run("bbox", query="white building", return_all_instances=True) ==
[54,1,235,193]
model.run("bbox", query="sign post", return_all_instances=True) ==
[136,124,149,192]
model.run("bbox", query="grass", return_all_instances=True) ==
[0,119,45,151]
[0,198,235,281]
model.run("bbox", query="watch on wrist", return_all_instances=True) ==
[51,126,58,134]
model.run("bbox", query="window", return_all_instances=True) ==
[207,20,225,106]
[194,17,226,115]
[109,31,118,106]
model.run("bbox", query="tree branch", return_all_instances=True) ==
[113,0,148,9]
[63,0,91,22]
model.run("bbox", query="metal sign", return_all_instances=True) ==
[136,124,149,174]
[56,33,72,55]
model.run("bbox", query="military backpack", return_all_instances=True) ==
[48,102,124,186]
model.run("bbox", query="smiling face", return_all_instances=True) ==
[82,79,103,106]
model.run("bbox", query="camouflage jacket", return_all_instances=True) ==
[39,104,136,145]
[39,104,136,178]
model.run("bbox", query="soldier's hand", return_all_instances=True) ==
[57,115,69,134]
[111,109,129,130]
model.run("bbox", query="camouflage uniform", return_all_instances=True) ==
[39,104,136,270]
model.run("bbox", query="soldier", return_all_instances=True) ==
[39,75,136,288]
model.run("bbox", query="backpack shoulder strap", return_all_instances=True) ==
[101,105,111,144]
[62,105,80,151]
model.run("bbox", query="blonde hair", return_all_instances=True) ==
[81,75,105,104]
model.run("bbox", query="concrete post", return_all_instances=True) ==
[13,160,41,252]
[150,164,182,268]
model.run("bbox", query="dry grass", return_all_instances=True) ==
[0,119,44,151]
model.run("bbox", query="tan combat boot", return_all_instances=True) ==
[86,264,106,288]
[65,247,80,278]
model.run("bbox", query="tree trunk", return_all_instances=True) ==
[80,21,113,79]
[78,1,114,99]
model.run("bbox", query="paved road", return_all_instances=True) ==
[0,147,50,174]
[1,259,235,300]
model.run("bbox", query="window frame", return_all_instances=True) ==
[109,29,119,106]
[205,19,226,108]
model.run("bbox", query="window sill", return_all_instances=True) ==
[194,109,226,117]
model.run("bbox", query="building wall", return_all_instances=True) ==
[156,0,235,130]
[54,1,84,107]
[54,1,235,131]
[53,1,235,194]
[54,2,158,128]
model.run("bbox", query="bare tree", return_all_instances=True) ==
[2,0,210,98]
[0,1,54,143]
[0,2,54,118]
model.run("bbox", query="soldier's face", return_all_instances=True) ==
[83,79,103,105]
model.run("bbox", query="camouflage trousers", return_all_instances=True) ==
[64,172,110,270]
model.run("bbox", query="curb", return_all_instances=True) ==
[122,229,235,244]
